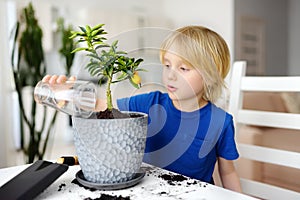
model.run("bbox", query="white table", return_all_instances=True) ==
[0,163,258,200]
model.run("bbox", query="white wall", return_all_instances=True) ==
[0,0,14,167]
[0,0,7,168]
[163,0,235,59]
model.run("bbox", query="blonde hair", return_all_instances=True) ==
[160,26,231,103]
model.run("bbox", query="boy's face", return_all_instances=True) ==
[162,52,205,106]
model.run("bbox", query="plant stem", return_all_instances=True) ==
[106,76,113,111]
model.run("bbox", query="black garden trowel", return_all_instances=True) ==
[0,160,69,200]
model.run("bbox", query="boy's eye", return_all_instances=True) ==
[165,64,170,68]
[180,67,190,71]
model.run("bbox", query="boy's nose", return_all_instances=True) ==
[167,69,177,80]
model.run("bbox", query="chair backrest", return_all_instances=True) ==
[228,61,300,199]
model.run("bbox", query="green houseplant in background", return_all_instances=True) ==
[69,24,148,184]
[10,2,56,163]
[56,17,77,76]
[10,3,77,163]
[56,17,78,129]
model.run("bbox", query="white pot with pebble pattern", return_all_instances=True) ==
[72,112,148,184]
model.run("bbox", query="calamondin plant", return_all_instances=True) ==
[70,24,144,116]
[67,24,148,184]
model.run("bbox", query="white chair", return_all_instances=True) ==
[228,61,300,199]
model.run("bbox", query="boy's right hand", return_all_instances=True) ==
[42,75,76,84]
[41,75,107,111]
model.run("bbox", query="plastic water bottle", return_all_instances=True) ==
[34,80,97,118]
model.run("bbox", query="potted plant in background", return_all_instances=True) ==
[56,17,77,76]
[10,3,78,164]
[70,24,148,185]
[56,17,78,131]
[10,2,58,163]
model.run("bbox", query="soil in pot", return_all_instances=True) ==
[94,108,143,119]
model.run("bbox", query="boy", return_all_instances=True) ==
[43,25,241,192]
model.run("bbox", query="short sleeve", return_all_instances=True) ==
[216,115,239,160]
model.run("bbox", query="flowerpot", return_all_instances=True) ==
[72,112,148,184]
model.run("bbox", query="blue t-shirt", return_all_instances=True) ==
[117,91,239,183]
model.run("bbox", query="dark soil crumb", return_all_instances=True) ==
[84,194,130,200]
[94,108,142,119]
[158,173,189,186]
[58,183,66,191]
[159,191,167,195]
[159,174,188,182]
[187,180,198,185]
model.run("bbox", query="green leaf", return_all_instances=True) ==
[91,29,100,36]
[116,71,128,80]
[89,67,102,77]
[71,47,88,53]
[111,40,118,47]
[126,70,134,76]
[91,24,105,31]
[86,53,101,61]
[135,58,144,64]
[69,32,78,39]
[95,44,110,50]
[117,57,126,66]
[116,51,127,55]
[79,26,86,33]
[85,25,91,33]
[135,68,148,72]
[93,36,107,42]
[85,63,96,70]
